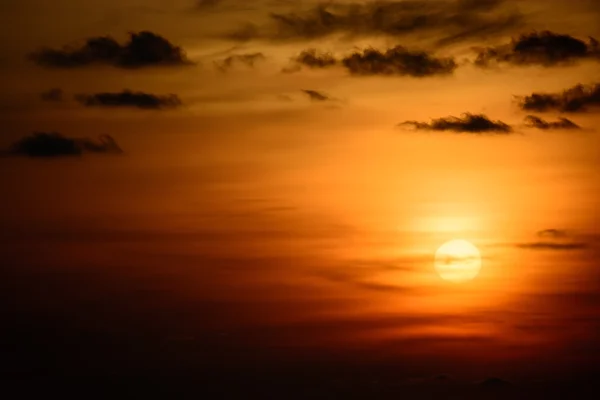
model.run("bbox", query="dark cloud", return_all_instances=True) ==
[287,46,455,77]
[224,0,523,46]
[29,31,192,68]
[214,52,266,71]
[399,113,512,133]
[40,88,64,102]
[6,132,123,157]
[293,49,337,69]
[302,89,331,102]
[524,115,581,130]
[517,83,600,113]
[75,90,182,109]
[341,46,457,77]
[475,31,600,67]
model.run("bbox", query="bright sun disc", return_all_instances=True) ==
[434,239,482,283]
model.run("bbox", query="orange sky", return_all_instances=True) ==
[2,0,600,387]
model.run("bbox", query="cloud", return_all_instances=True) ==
[474,31,600,67]
[40,88,64,102]
[29,31,192,68]
[399,113,512,133]
[313,256,423,294]
[223,0,523,46]
[302,89,332,102]
[277,94,294,102]
[341,46,457,77]
[538,229,569,238]
[214,52,266,71]
[286,46,455,77]
[517,83,600,113]
[515,229,588,251]
[292,49,337,69]
[524,115,581,130]
[6,132,123,157]
[193,0,253,12]
[516,242,587,251]
[75,90,182,109]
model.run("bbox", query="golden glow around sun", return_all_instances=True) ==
[434,239,482,283]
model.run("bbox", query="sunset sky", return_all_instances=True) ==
[2,0,600,396]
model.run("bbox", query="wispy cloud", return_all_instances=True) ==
[302,89,332,102]
[514,229,589,251]
[223,0,523,47]
[214,52,266,72]
[75,90,182,109]
[524,115,581,130]
[314,257,421,294]
[399,113,512,134]
[537,229,569,239]
[291,49,337,69]
[517,83,600,113]
[516,242,588,251]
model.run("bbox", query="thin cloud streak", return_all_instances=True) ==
[524,115,581,130]
[5,132,123,157]
[75,90,182,109]
[399,113,512,133]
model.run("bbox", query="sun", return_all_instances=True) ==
[434,239,482,283]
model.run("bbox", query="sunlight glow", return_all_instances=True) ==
[434,239,482,283]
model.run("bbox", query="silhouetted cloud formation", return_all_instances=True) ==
[29,31,192,68]
[400,113,512,133]
[475,31,600,67]
[75,90,182,109]
[518,83,600,113]
[287,46,455,76]
[7,132,123,157]
[302,89,331,101]
[40,88,64,102]
[293,49,337,69]
[224,0,523,46]
[214,52,265,71]
[524,115,581,130]
[341,46,457,77]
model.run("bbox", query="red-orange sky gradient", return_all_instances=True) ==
[2,0,600,398]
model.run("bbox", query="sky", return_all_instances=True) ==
[2,0,600,397]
